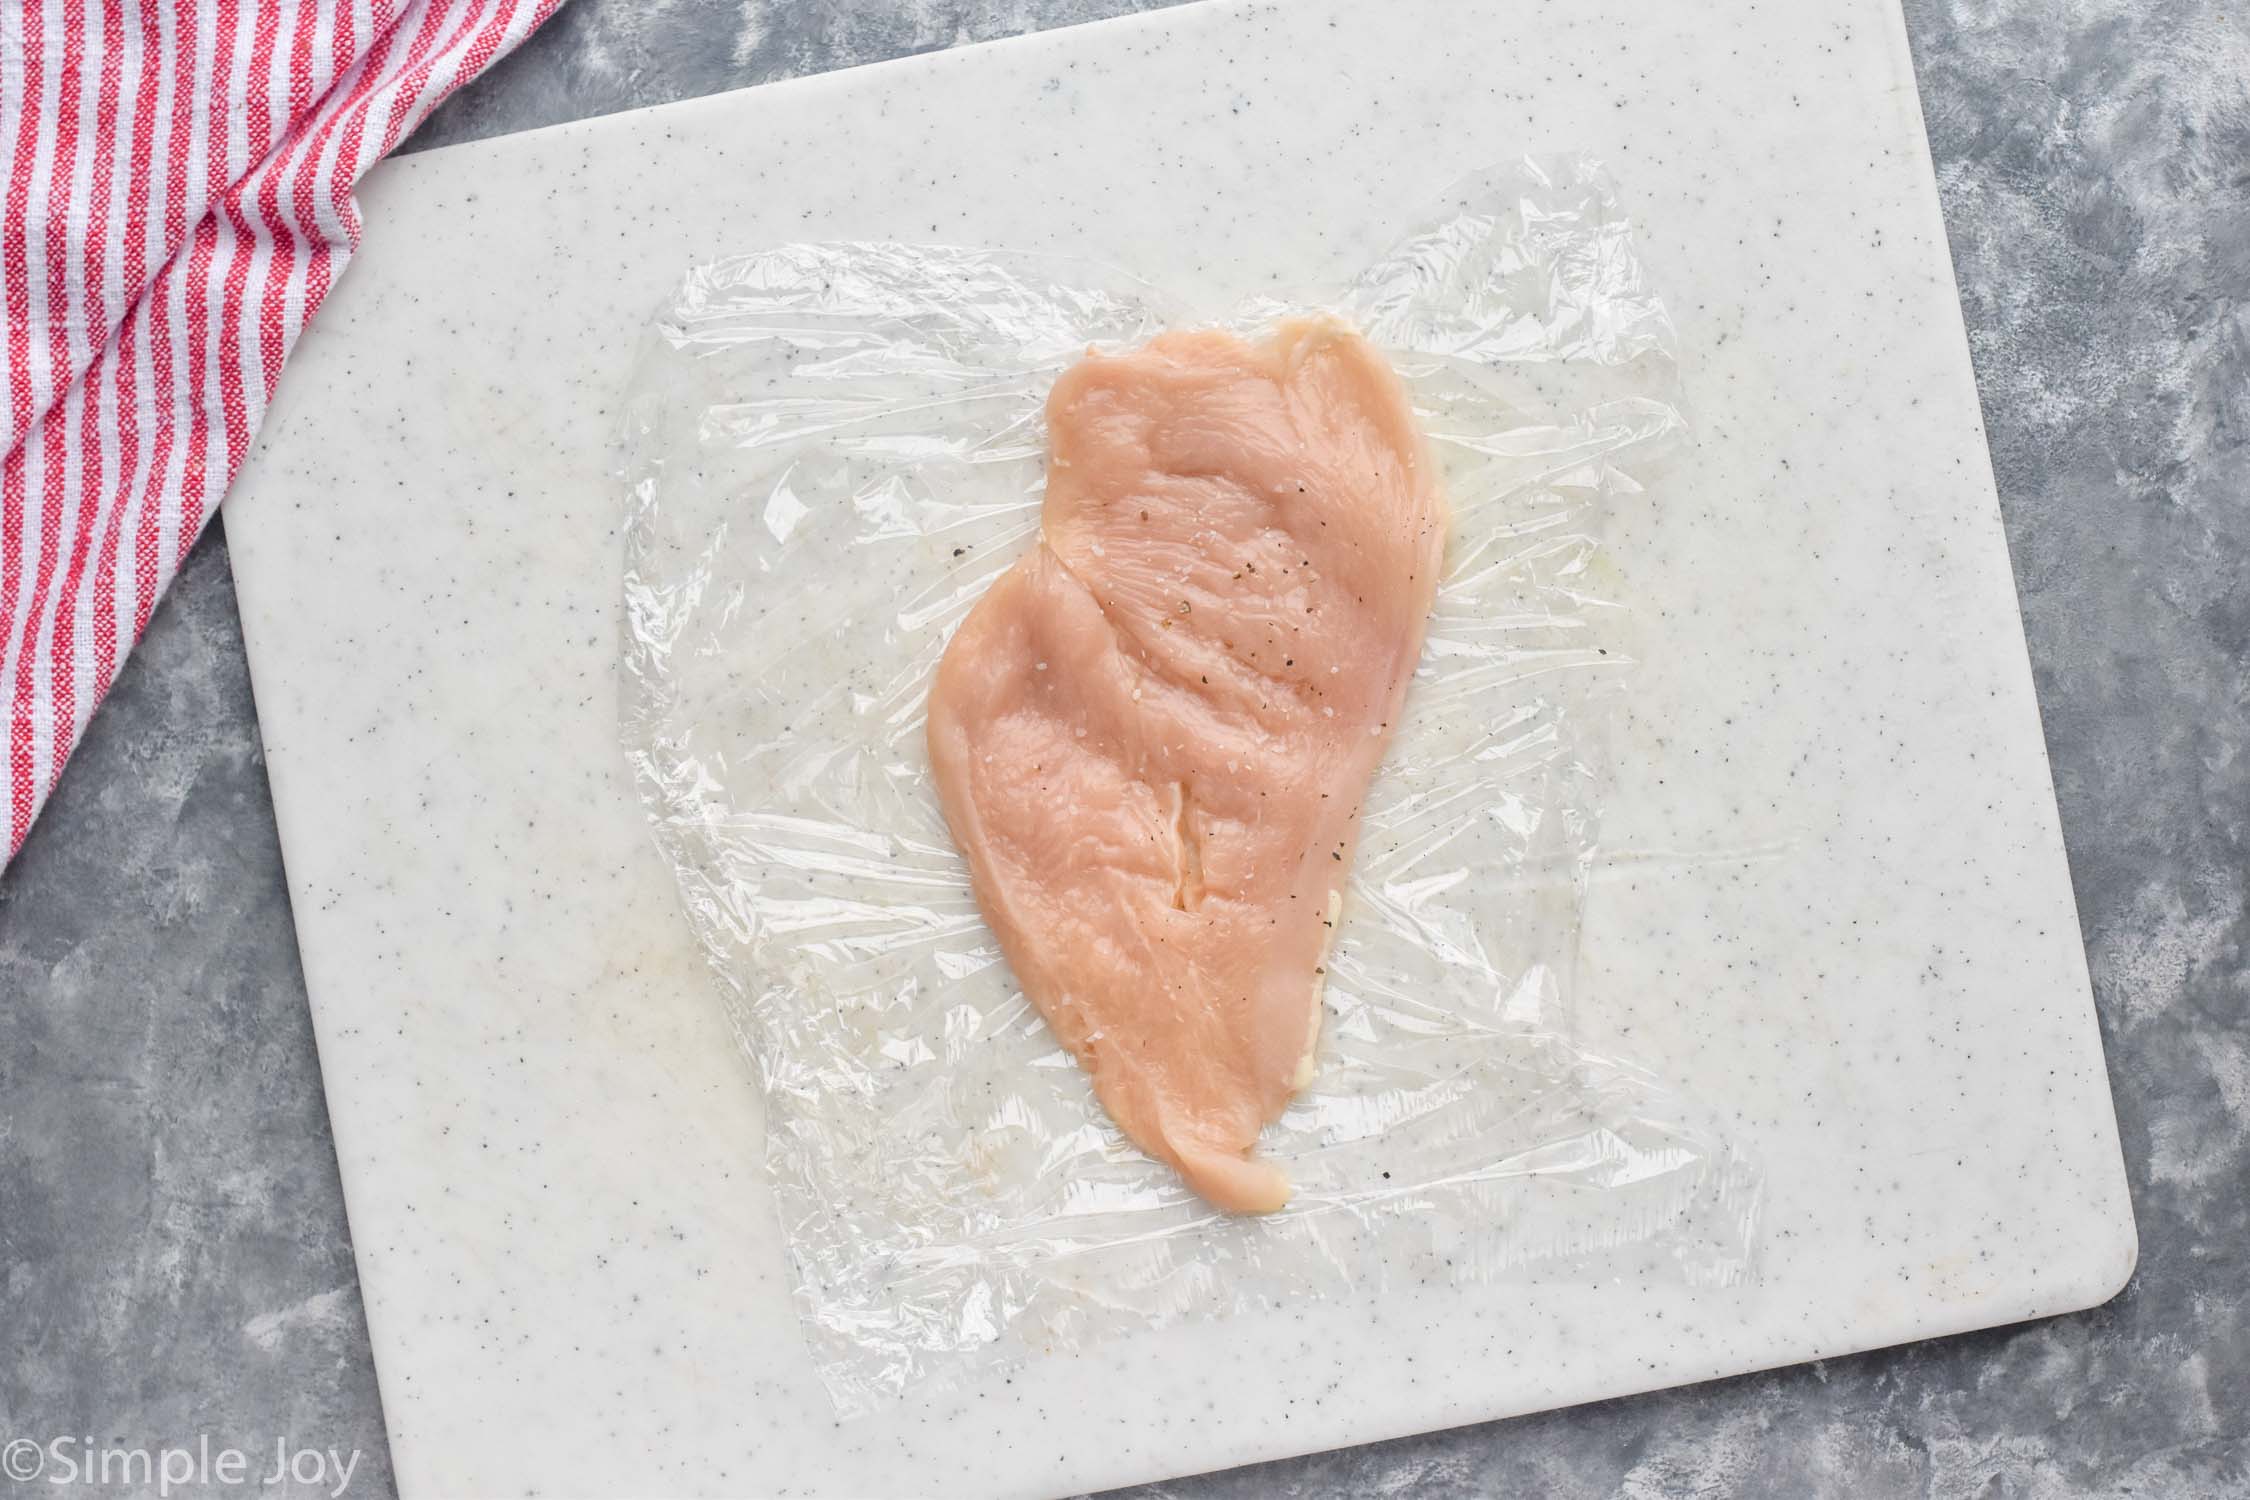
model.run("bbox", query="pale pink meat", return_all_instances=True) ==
[927,319,1445,1213]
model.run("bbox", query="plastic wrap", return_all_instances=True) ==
[620,158,1760,1415]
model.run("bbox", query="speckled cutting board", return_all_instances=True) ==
[223,1,2135,1495]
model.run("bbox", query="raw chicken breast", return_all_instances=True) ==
[926,319,1445,1213]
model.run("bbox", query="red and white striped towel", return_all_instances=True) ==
[1,0,561,869]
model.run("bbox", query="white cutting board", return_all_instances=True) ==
[224,1,2136,1495]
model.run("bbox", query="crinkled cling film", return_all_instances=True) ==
[620,157,1761,1415]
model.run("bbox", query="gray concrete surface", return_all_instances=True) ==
[3,1,2245,1495]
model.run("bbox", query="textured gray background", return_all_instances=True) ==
[3,1,2245,1496]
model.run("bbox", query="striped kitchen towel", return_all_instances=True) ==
[0,0,562,869]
